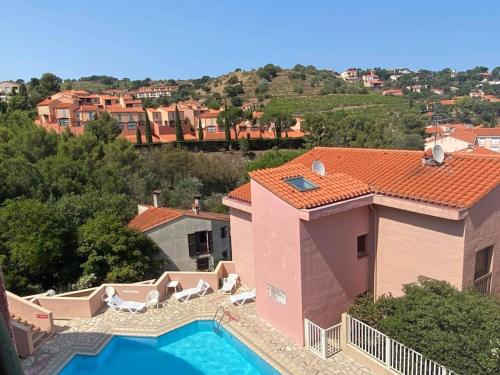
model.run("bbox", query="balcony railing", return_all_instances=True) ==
[474,272,492,295]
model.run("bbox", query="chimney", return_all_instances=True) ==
[192,194,201,215]
[152,190,161,208]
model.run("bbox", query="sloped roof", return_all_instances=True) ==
[129,206,229,232]
[250,164,370,209]
[227,147,500,209]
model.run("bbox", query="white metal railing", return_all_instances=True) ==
[346,315,457,375]
[304,319,341,358]
[474,272,492,295]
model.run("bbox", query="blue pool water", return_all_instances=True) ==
[59,320,280,375]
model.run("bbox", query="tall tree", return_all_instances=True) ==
[144,111,153,144]
[77,213,161,283]
[135,126,143,145]
[260,110,294,140]
[84,111,120,143]
[39,73,62,96]
[174,105,184,141]
[198,118,204,140]
[225,107,244,139]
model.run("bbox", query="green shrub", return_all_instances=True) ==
[348,277,500,375]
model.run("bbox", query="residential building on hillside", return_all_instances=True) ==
[198,109,221,134]
[431,88,444,95]
[0,80,21,101]
[340,68,359,83]
[223,147,500,344]
[362,71,382,88]
[35,90,147,137]
[425,124,500,153]
[129,193,231,272]
[382,89,403,96]
[132,85,178,99]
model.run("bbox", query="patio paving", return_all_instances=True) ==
[21,289,374,375]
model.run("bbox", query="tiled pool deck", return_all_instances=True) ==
[22,290,374,375]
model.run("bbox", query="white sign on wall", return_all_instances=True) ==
[266,284,286,306]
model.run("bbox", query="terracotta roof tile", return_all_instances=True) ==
[227,183,251,203]
[250,164,370,209]
[129,206,229,232]
[228,147,500,209]
[105,106,144,113]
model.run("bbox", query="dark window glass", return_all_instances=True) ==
[357,234,368,258]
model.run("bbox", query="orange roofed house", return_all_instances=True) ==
[425,124,500,154]
[223,147,500,345]
[35,90,147,139]
[129,193,232,272]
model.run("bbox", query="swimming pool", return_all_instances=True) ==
[59,320,280,375]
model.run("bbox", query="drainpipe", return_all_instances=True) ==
[369,205,379,299]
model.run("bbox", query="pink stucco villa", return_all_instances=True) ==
[223,147,500,345]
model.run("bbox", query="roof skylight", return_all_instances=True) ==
[285,177,318,192]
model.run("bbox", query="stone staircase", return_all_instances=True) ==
[10,313,49,350]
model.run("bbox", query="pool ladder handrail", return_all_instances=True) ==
[213,306,227,333]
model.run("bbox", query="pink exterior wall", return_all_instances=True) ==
[463,185,500,295]
[300,206,372,328]
[251,181,304,344]
[375,206,465,297]
[11,321,33,357]
[229,208,255,287]
[6,292,54,333]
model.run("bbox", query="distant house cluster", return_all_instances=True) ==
[35,90,146,138]
[34,90,305,144]
[424,123,500,154]
[0,80,21,101]
[131,85,178,99]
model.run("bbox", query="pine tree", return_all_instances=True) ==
[223,101,231,142]
[198,118,204,140]
[144,111,153,144]
[136,126,143,145]
[175,105,184,141]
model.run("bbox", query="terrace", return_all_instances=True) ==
[18,263,373,375]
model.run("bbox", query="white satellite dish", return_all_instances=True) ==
[432,144,445,164]
[312,160,326,176]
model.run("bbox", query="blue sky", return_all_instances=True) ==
[1,0,499,81]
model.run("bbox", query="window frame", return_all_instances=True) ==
[357,234,368,258]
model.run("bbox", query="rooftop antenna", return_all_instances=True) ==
[312,160,326,176]
[432,144,445,164]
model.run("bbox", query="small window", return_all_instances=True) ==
[491,138,500,145]
[222,250,228,258]
[357,234,368,258]
[474,246,492,279]
[207,126,216,133]
[220,226,228,239]
[478,138,486,146]
[285,177,318,192]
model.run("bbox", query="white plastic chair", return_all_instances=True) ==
[103,286,115,302]
[146,290,160,309]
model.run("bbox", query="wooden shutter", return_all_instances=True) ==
[188,233,196,257]
[208,231,213,254]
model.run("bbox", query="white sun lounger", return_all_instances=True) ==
[173,279,210,302]
[221,274,239,294]
[230,289,256,305]
[107,295,146,314]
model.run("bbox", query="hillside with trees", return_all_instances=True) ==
[0,110,244,296]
